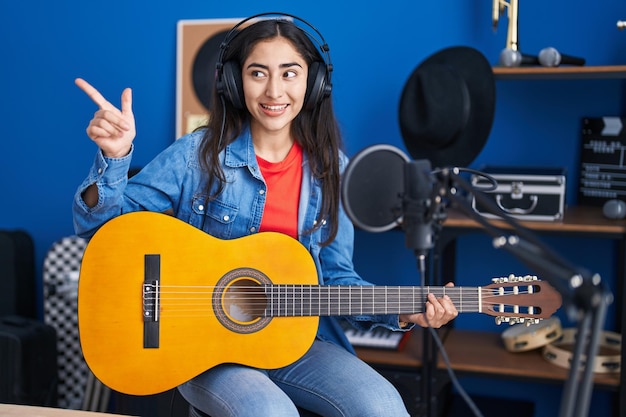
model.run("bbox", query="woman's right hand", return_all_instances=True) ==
[75,78,135,158]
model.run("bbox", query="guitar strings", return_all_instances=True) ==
[141,285,542,318]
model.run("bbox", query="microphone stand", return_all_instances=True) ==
[402,160,449,417]
[421,167,614,417]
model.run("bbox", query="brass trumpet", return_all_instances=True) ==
[493,0,519,52]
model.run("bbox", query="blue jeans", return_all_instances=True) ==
[177,339,410,417]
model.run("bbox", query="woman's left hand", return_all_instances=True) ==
[399,282,458,328]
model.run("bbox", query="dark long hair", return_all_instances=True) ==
[198,18,343,245]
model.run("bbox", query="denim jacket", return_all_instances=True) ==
[73,127,405,353]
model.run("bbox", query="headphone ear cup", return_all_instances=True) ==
[305,61,331,109]
[219,60,245,110]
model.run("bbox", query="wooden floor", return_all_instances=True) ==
[0,404,134,417]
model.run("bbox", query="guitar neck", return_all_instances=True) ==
[264,285,480,317]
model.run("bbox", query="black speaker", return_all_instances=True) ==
[0,316,58,406]
[215,12,332,110]
[0,230,36,319]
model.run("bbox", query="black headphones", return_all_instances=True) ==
[215,12,333,111]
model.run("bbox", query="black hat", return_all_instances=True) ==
[398,46,496,168]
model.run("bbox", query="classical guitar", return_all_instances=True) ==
[78,212,562,395]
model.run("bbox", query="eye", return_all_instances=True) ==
[251,70,266,79]
[283,70,298,79]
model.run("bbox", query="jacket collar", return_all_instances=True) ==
[224,125,256,169]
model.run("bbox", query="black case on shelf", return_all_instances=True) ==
[471,166,566,222]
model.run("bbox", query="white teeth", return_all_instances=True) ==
[262,104,287,111]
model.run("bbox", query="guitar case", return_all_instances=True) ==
[43,235,109,411]
[0,230,36,319]
[0,315,58,406]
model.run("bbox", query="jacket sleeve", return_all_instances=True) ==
[72,147,134,239]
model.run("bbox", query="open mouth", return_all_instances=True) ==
[261,104,288,111]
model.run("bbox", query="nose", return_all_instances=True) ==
[265,75,283,99]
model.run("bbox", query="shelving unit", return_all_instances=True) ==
[353,66,626,416]
[445,67,626,416]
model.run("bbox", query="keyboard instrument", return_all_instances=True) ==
[340,320,409,350]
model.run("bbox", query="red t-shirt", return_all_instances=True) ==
[256,142,303,240]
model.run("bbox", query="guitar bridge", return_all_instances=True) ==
[143,254,160,348]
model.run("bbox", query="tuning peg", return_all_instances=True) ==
[522,275,538,282]
[495,316,542,326]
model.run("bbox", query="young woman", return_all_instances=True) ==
[73,14,457,417]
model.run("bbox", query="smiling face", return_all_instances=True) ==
[242,37,309,141]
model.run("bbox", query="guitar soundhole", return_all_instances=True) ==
[213,268,271,334]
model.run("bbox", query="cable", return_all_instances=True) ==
[419,258,485,417]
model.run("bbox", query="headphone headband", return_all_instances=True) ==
[217,12,332,74]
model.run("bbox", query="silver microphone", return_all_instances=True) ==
[538,47,586,67]
[498,48,539,67]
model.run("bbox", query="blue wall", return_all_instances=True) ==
[2,1,626,416]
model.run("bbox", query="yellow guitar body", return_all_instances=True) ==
[78,212,319,395]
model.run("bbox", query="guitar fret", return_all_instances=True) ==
[358,287,362,315]
[300,284,304,316]
[287,285,292,317]
[395,286,400,313]
[348,286,351,316]
[324,286,330,316]
[384,287,387,314]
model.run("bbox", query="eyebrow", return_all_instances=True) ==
[246,62,303,70]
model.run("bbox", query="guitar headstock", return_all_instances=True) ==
[482,275,562,325]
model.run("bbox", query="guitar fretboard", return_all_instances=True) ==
[263,285,481,317]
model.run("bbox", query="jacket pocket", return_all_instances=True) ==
[192,196,238,239]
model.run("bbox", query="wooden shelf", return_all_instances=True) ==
[355,329,620,389]
[492,65,626,80]
[442,330,619,388]
[443,205,626,236]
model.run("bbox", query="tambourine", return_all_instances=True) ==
[501,316,562,352]
[542,328,621,374]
